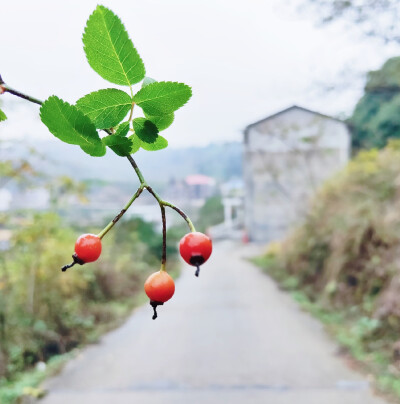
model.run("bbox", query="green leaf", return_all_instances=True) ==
[76,89,132,129]
[115,121,130,137]
[145,112,174,131]
[129,134,168,152]
[132,118,159,143]
[102,134,133,157]
[80,142,106,157]
[133,81,192,115]
[142,77,156,88]
[140,135,168,151]
[40,96,105,157]
[0,109,7,122]
[140,79,174,130]
[129,135,141,154]
[83,5,145,86]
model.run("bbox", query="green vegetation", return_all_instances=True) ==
[0,212,180,404]
[253,141,400,401]
[350,57,400,150]
[197,196,224,233]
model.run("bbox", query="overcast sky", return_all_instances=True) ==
[1,0,399,147]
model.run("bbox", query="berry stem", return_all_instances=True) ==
[160,204,167,270]
[0,76,43,105]
[97,186,144,239]
[126,155,196,232]
[162,200,196,232]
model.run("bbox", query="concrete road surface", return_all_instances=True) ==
[39,241,388,404]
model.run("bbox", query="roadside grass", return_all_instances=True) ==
[0,352,74,404]
[0,260,180,404]
[252,255,400,403]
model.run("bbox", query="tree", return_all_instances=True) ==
[350,57,400,149]
[304,0,400,43]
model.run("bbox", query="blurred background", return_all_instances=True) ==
[2,0,400,403]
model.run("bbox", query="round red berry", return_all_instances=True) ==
[179,232,212,268]
[74,234,102,263]
[144,271,175,303]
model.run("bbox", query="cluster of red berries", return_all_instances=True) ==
[62,231,212,319]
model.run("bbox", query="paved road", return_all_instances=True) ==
[39,241,387,404]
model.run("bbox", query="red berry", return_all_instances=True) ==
[144,271,175,320]
[144,271,175,303]
[74,234,102,263]
[179,232,212,276]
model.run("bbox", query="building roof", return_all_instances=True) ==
[185,175,216,186]
[243,105,345,135]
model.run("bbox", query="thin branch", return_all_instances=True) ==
[0,76,43,105]
[97,186,144,239]
[126,155,146,184]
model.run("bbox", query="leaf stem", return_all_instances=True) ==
[97,186,144,239]
[0,76,43,105]
[128,86,135,121]
[128,102,135,121]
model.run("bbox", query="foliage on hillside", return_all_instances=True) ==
[350,57,400,150]
[256,142,400,395]
[197,196,224,233]
[0,212,180,392]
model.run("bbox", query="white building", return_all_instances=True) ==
[243,105,351,242]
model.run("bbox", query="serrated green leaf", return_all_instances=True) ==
[142,77,156,88]
[0,109,7,122]
[145,112,174,131]
[80,142,106,157]
[102,134,133,156]
[76,89,132,129]
[115,121,130,137]
[132,118,159,143]
[140,135,168,151]
[83,5,145,86]
[140,79,174,130]
[129,134,141,154]
[133,81,192,115]
[40,96,105,157]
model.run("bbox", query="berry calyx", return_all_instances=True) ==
[144,270,175,320]
[179,232,212,277]
[61,233,102,272]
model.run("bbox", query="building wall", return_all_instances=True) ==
[244,107,351,242]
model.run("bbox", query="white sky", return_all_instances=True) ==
[1,0,399,147]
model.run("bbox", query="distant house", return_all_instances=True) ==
[185,175,216,202]
[243,105,351,242]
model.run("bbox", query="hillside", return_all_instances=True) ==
[2,139,242,184]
